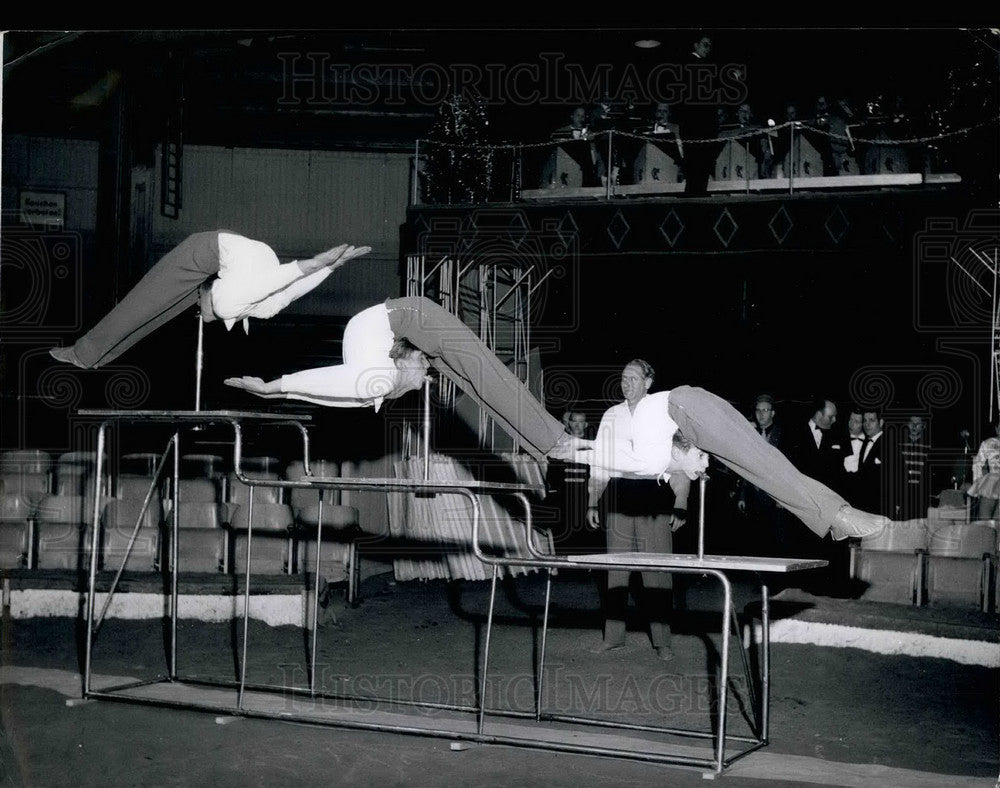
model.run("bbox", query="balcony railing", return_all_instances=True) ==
[411,118,968,207]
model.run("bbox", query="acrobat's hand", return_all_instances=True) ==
[223,376,282,398]
[301,243,373,275]
[586,506,601,530]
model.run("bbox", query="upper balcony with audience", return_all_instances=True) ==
[412,30,996,206]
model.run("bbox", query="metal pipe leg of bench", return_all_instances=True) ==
[535,567,553,721]
[479,563,501,735]
[309,498,325,697]
[347,539,358,607]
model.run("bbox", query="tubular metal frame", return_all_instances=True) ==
[79,410,826,777]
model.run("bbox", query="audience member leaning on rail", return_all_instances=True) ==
[226,297,891,544]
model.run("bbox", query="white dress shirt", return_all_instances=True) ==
[210,232,334,333]
[862,431,882,463]
[808,418,824,449]
[589,391,679,501]
[278,302,398,411]
[844,433,865,472]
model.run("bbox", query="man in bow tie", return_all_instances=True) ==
[857,408,892,516]
[790,397,841,488]
[839,407,867,502]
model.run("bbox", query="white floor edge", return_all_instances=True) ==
[749,620,999,667]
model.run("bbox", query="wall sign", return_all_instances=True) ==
[19,191,65,227]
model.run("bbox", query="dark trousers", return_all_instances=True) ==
[72,231,221,368]
[386,297,565,461]
[668,386,849,538]
[602,478,674,647]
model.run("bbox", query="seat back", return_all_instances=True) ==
[101,498,161,571]
[181,454,226,480]
[120,452,162,476]
[0,449,52,475]
[287,460,340,509]
[0,493,33,569]
[173,477,220,503]
[857,520,929,552]
[227,471,282,505]
[938,488,967,508]
[0,469,51,506]
[34,493,98,569]
[927,522,997,557]
[117,474,164,504]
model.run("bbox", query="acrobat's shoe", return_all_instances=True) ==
[830,505,890,541]
[49,346,86,368]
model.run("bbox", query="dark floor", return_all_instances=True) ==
[0,570,997,787]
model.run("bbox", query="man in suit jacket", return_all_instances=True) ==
[784,397,847,579]
[678,33,721,196]
[857,408,892,517]
[789,397,842,487]
[737,394,788,555]
[837,406,868,505]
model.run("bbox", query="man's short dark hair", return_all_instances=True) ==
[672,429,694,452]
[388,337,420,360]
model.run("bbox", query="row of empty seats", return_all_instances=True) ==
[0,449,368,603]
[850,515,1000,611]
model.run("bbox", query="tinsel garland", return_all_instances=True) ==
[422,93,497,205]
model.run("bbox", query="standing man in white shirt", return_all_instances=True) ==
[49,230,369,369]
[586,360,688,660]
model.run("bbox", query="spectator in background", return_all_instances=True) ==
[968,420,1000,520]
[562,406,592,439]
[857,408,891,516]
[898,415,931,520]
[806,94,858,176]
[678,33,721,196]
[771,101,801,177]
[723,102,772,180]
[542,105,602,188]
[953,427,974,490]
[736,393,788,555]
[633,103,684,185]
[840,406,867,504]
[788,397,842,489]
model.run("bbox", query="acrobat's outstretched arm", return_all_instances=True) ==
[224,360,398,410]
[213,244,372,323]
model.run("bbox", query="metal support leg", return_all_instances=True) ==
[535,568,553,721]
[238,488,254,709]
[713,572,733,774]
[309,497,324,697]
[761,583,771,743]
[83,422,108,697]
[170,432,180,680]
[479,563,501,734]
